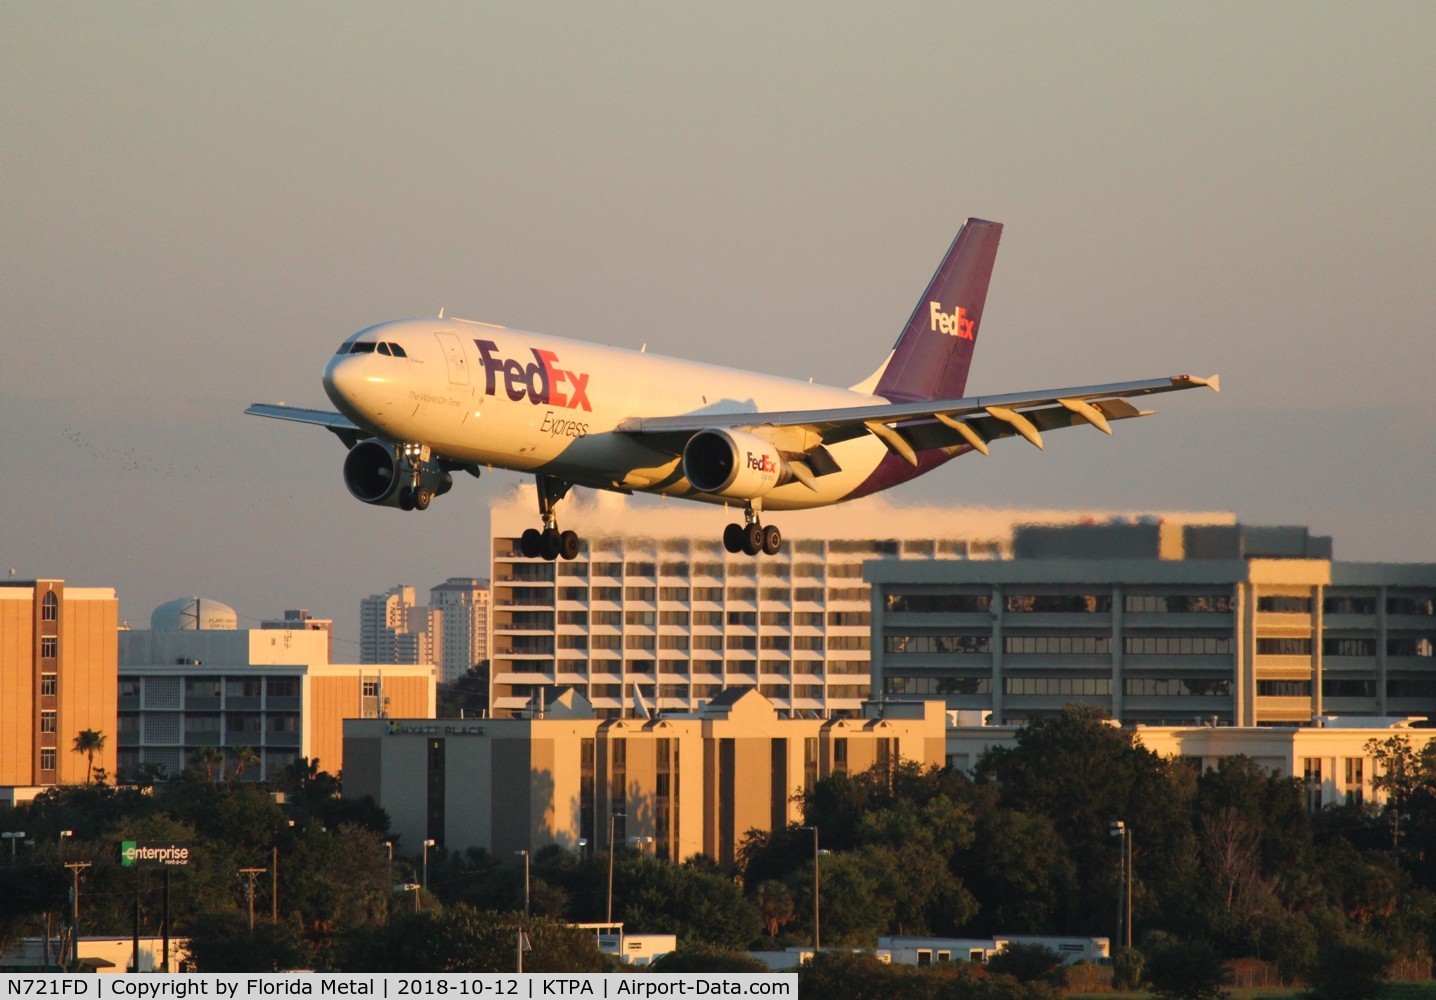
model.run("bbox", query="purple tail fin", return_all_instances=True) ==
[872,218,1003,403]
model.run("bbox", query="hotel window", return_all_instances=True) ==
[1123,636,1233,655]
[1387,595,1436,615]
[659,587,690,602]
[828,610,871,627]
[1324,595,1377,615]
[625,587,656,603]
[1006,635,1111,654]
[362,679,380,698]
[41,674,58,696]
[832,738,848,773]
[40,710,57,733]
[885,592,992,614]
[1257,680,1311,697]
[1005,594,1113,613]
[1256,638,1313,656]
[1323,679,1375,698]
[827,635,870,651]
[1387,637,1435,657]
[1323,638,1376,657]
[1258,595,1312,614]
[41,636,57,659]
[42,592,58,622]
[625,610,657,627]
[40,748,57,772]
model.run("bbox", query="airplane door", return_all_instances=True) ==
[434,331,470,386]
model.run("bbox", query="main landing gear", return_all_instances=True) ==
[519,475,581,561]
[723,507,782,556]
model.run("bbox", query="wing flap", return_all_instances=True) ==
[615,374,1217,458]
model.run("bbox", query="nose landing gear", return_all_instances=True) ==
[518,475,582,561]
[723,506,781,556]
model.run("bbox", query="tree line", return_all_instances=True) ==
[5,704,1436,992]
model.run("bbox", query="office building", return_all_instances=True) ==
[0,580,118,791]
[488,486,1233,718]
[119,598,436,781]
[429,578,490,683]
[343,687,945,864]
[867,540,1436,727]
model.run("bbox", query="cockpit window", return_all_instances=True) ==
[377,342,392,356]
[388,343,408,358]
[349,341,377,354]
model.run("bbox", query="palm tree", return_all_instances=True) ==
[193,745,225,781]
[71,729,106,783]
[230,745,261,782]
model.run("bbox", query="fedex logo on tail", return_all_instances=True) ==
[929,301,975,340]
[475,340,592,411]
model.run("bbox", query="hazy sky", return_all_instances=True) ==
[3,3,1433,652]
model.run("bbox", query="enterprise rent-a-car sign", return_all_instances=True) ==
[120,841,192,867]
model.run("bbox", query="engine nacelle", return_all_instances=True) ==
[342,438,453,508]
[682,428,789,500]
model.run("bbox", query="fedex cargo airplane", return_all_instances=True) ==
[247,219,1217,559]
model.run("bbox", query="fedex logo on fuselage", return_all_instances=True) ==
[929,301,975,340]
[475,339,591,411]
[746,452,777,475]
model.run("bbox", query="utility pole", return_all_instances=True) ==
[239,868,267,930]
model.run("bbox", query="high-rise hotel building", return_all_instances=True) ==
[0,580,118,790]
[488,487,1232,718]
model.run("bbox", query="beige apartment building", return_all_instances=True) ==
[344,688,946,864]
[0,580,118,791]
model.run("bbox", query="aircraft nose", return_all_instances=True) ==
[323,353,366,409]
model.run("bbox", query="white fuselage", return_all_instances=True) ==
[322,318,895,510]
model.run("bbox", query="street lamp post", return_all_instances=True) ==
[799,826,822,952]
[421,838,436,909]
[606,811,625,924]
[515,850,530,921]
[1109,821,1132,950]
[63,861,91,971]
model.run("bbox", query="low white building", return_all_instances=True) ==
[945,713,1435,810]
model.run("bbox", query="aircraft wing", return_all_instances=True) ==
[616,374,1219,466]
[245,403,363,448]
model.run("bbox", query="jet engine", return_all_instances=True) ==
[682,428,789,500]
[342,438,453,510]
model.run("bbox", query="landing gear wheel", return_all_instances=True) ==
[540,528,562,561]
[761,524,782,555]
[414,487,433,511]
[723,523,745,554]
[742,523,764,556]
[520,528,542,559]
[398,486,416,511]
[559,530,581,561]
